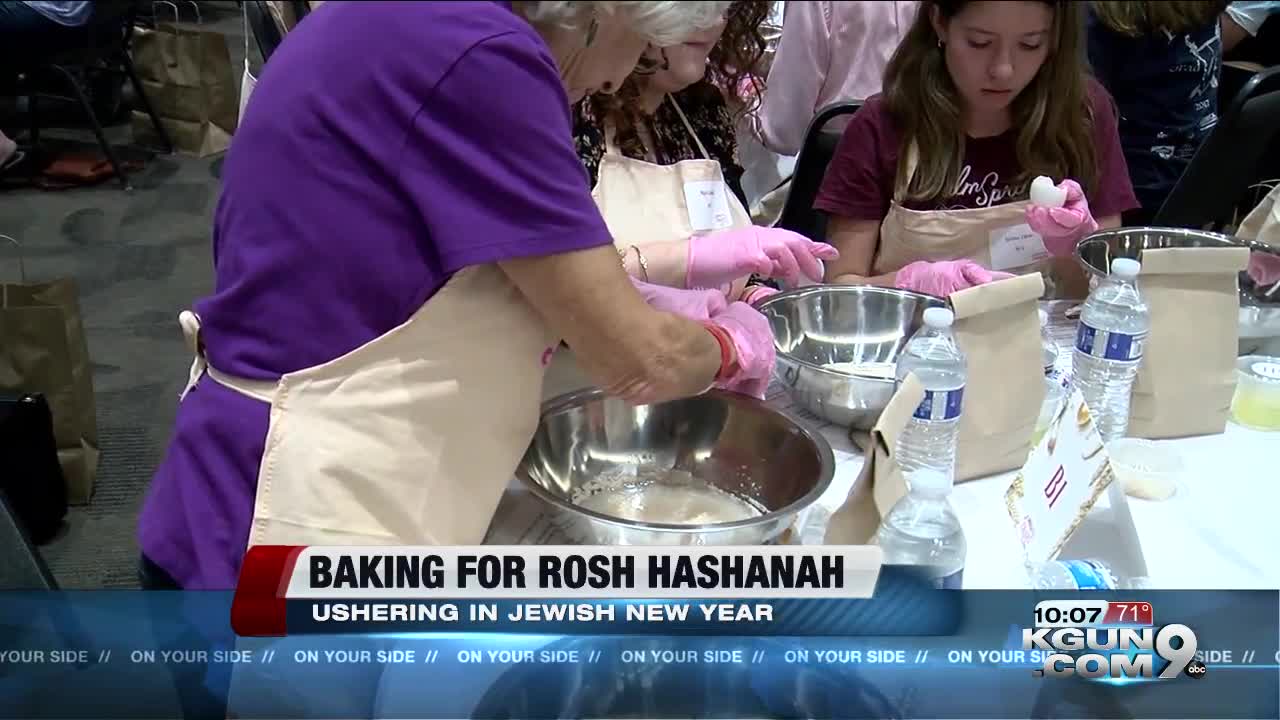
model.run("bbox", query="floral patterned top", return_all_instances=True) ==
[572,80,750,209]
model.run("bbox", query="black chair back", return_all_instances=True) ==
[247,0,285,64]
[775,101,862,243]
[1154,65,1280,231]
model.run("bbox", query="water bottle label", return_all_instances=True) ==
[1075,323,1145,362]
[934,569,964,590]
[1061,560,1116,590]
[912,388,964,422]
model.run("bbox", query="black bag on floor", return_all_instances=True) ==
[0,393,68,544]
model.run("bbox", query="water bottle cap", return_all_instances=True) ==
[922,307,955,329]
[1110,258,1141,279]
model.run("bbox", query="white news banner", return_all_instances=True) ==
[484,379,865,547]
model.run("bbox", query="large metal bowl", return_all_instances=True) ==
[755,285,947,430]
[1074,227,1280,352]
[516,389,835,545]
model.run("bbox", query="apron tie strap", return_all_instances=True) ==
[667,95,711,161]
[178,310,206,401]
[177,310,277,404]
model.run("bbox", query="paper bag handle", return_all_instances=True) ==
[0,234,26,292]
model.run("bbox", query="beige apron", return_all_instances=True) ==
[543,96,753,400]
[179,264,557,547]
[872,146,1083,299]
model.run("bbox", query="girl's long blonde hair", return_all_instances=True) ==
[1091,1,1228,36]
[882,0,1097,203]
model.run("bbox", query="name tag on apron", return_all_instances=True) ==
[684,180,734,232]
[988,223,1049,271]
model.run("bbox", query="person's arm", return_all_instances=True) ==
[1222,2,1274,52]
[1084,80,1141,222]
[405,31,728,404]
[1222,12,1252,51]
[500,248,721,403]
[824,216,897,286]
[1097,215,1122,230]
[811,99,895,282]
[754,0,832,156]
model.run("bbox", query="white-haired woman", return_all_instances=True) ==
[137,0,775,591]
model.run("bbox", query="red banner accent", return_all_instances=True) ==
[231,545,306,636]
[1103,601,1154,626]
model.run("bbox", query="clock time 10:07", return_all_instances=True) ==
[1033,600,1154,628]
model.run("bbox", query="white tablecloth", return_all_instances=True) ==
[775,384,1280,590]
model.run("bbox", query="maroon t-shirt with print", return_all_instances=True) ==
[814,80,1139,220]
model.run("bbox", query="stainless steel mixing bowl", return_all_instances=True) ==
[1074,227,1280,352]
[755,285,947,430]
[516,389,835,545]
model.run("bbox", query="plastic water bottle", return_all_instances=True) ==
[874,470,967,589]
[1029,559,1151,590]
[1072,259,1150,442]
[895,307,967,480]
[1029,559,1119,590]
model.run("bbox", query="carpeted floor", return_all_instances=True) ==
[0,2,243,588]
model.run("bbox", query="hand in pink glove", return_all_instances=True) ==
[708,301,776,400]
[894,260,1015,298]
[1025,179,1099,257]
[741,285,780,306]
[632,278,728,320]
[687,227,839,290]
[1247,251,1280,287]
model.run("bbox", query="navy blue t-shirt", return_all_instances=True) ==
[1087,13,1222,218]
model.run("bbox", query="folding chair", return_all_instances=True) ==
[775,101,862,243]
[14,0,173,191]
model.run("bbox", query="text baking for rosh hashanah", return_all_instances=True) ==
[230,546,882,636]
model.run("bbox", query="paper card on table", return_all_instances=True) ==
[1003,386,1117,563]
[988,223,1049,271]
[683,180,734,232]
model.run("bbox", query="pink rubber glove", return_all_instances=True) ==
[687,227,839,290]
[736,74,763,100]
[708,301,776,400]
[894,260,1015,298]
[1247,251,1280,287]
[741,285,780,306]
[631,278,728,320]
[1025,179,1099,257]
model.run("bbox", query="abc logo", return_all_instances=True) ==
[1184,660,1207,679]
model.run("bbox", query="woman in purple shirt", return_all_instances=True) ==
[137,0,778,591]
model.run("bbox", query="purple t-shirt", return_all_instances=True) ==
[137,1,612,589]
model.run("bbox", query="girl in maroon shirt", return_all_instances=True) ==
[815,0,1138,299]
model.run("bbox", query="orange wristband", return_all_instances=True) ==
[702,324,736,381]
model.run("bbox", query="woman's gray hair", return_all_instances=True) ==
[515,1,732,46]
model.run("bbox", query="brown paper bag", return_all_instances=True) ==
[950,273,1046,481]
[1128,247,1250,438]
[824,375,924,545]
[0,253,100,505]
[130,19,239,157]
